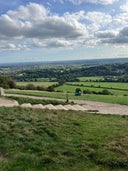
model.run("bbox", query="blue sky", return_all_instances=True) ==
[0,0,128,63]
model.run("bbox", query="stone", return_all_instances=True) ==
[0,87,5,96]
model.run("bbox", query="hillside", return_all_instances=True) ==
[0,107,128,170]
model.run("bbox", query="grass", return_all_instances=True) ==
[5,89,128,105]
[0,107,128,170]
[8,96,73,105]
[69,82,128,90]
[16,82,57,88]
[55,84,128,96]
[78,76,104,81]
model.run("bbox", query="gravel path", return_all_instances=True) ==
[1,94,128,115]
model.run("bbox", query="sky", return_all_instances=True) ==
[0,0,128,63]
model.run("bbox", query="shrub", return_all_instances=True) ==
[83,89,92,94]
[101,89,111,95]
[0,76,16,89]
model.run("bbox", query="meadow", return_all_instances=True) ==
[70,81,128,90]
[0,107,128,171]
[55,84,128,96]
[5,89,128,105]
[16,81,57,88]
[4,77,128,106]
[78,76,104,81]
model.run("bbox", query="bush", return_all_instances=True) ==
[83,89,92,94]
[83,89,112,95]
[101,89,111,95]
[26,84,36,90]
[0,76,16,89]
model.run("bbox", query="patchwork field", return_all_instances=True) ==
[16,81,57,88]
[5,89,128,105]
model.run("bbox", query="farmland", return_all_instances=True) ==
[16,81,57,88]
[5,88,128,105]
[5,74,128,105]
[54,81,128,96]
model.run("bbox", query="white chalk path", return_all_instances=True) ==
[0,97,87,111]
[1,94,128,115]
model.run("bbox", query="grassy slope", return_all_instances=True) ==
[0,107,128,171]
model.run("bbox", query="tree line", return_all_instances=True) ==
[13,63,128,83]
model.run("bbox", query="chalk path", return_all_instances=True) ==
[0,94,128,115]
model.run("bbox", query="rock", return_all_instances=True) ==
[0,87,5,96]
[55,105,68,110]
[32,104,45,109]
[45,104,57,110]
[21,103,32,108]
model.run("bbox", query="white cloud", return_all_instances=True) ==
[33,39,74,48]
[95,27,128,45]
[69,0,118,5]
[85,11,112,34]
[0,42,29,51]
[0,3,88,50]
[95,30,118,38]
[120,1,128,12]
[85,11,112,25]
[1,1,128,51]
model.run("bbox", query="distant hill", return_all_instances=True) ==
[0,57,128,68]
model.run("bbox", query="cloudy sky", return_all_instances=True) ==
[0,0,128,63]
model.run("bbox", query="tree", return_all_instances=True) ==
[0,76,16,89]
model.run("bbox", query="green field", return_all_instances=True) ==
[8,96,72,105]
[78,76,104,81]
[55,84,128,96]
[5,89,128,105]
[68,82,128,90]
[16,81,57,88]
[0,107,128,170]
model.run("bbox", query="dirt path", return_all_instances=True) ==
[4,94,128,115]
[74,100,128,115]
[0,97,19,107]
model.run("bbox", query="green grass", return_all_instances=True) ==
[78,76,104,81]
[16,82,57,88]
[69,82,128,90]
[37,78,55,82]
[8,96,73,105]
[0,107,128,170]
[5,89,128,105]
[55,84,128,96]
[6,89,68,99]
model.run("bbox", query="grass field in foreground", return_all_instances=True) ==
[5,89,128,105]
[0,107,128,171]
